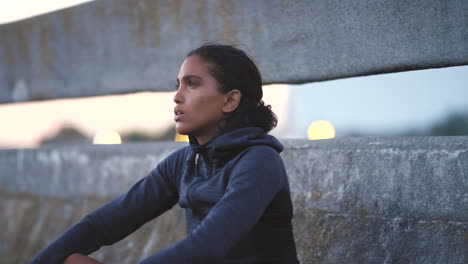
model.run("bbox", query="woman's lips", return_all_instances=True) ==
[174,113,183,121]
[174,108,184,121]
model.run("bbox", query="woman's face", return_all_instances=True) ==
[174,55,227,145]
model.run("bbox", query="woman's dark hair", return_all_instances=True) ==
[187,44,277,133]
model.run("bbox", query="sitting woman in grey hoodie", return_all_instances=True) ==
[30,44,299,264]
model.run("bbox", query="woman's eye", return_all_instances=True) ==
[188,80,198,87]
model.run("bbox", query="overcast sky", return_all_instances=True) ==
[0,0,93,24]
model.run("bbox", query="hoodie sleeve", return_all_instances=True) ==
[139,146,287,263]
[28,148,185,264]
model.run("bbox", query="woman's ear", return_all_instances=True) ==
[222,89,241,113]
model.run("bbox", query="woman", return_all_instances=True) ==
[30,44,299,264]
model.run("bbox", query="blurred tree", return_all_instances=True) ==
[121,126,176,142]
[343,110,468,137]
[429,111,468,136]
[39,124,178,146]
[40,125,89,146]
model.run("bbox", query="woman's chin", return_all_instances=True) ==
[175,124,190,135]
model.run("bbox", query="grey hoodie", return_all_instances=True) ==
[30,127,299,264]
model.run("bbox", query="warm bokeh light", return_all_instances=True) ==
[174,133,189,142]
[93,130,122,144]
[308,120,336,140]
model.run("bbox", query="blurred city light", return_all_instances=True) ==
[93,130,122,144]
[308,121,336,140]
[174,133,189,142]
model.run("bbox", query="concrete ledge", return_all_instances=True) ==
[1,137,467,263]
[1,0,467,102]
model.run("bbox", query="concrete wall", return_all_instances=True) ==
[1,0,467,102]
[1,138,466,263]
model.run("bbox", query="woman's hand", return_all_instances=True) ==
[63,253,104,264]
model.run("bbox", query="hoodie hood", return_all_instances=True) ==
[189,127,283,166]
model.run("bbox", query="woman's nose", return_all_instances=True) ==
[173,89,183,104]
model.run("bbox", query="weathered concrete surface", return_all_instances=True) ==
[282,137,468,263]
[1,137,467,263]
[1,0,467,103]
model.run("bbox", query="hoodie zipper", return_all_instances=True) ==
[186,153,217,217]
[186,153,203,215]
